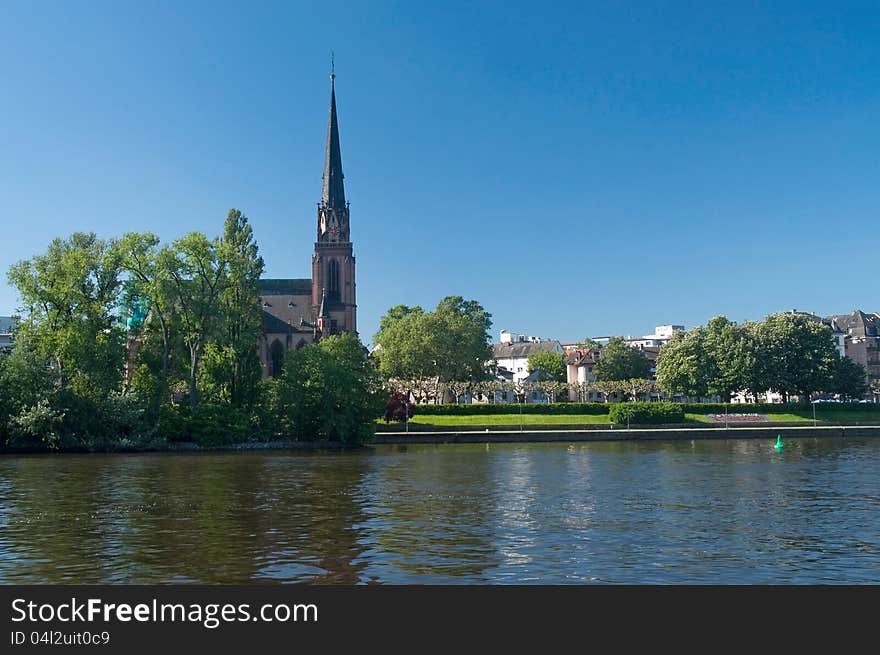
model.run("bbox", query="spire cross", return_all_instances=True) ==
[330,51,335,81]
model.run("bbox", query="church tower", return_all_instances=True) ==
[312,68,356,338]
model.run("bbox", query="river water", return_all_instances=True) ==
[1,437,878,584]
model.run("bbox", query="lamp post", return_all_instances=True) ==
[812,399,817,427]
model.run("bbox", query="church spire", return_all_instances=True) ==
[322,63,345,209]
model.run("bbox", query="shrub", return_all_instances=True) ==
[384,391,414,423]
[415,402,610,416]
[609,402,684,425]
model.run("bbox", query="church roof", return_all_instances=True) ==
[262,311,311,335]
[322,76,346,209]
[259,278,312,295]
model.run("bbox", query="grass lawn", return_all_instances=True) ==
[379,409,880,428]
[403,414,615,426]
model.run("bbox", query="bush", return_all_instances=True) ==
[156,404,192,442]
[609,402,684,425]
[678,402,879,415]
[384,391,414,423]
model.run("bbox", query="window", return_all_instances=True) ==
[269,340,284,379]
[328,259,339,300]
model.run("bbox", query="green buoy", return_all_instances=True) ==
[774,434,784,450]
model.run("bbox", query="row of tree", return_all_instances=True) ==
[1,212,382,449]
[656,314,868,402]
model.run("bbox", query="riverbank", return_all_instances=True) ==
[4,422,880,454]
[0,439,363,455]
[373,423,880,444]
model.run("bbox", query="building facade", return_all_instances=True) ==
[258,73,357,378]
[492,332,564,383]
[826,310,880,396]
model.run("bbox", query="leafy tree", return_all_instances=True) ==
[117,232,176,399]
[828,357,868,400]
[594,379,624,402]
[737,321,769,402]
[593,337,651,382]
[704,316,748,401]
[758,313,838,403]
[159,232,230,409]
[656,328,710,399]
[217,209,265,407]
[373,297,493,397]
[527,351,567,383]
[7,232,125,400]
[275,333,382,443]
[620,378,655,401]
[432,296,493,382]
[384,391,414,423]
[0,336,55,444]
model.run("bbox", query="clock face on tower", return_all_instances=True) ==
[330,226,339,239]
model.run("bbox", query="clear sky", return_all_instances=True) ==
[2,1,878,344]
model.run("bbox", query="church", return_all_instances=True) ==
[257,72,357,378]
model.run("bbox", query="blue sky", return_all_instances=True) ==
[1,1,878,344]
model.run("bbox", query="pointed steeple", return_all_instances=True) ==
[319,287,330,318]
[322,67,345,209]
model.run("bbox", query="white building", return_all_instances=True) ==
[627,325,685,348]
[492,330,563,383]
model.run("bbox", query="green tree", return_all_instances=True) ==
[704,316,748,402]
[372,305,430,381]
[217,209,265,407]
[656,328,710,399]
[117,232,176,400]
[159,232,230,409]
[828,357,868,400]
[7,232,125,400]
[737,321,769,402]
[527,351,567,382]
[593,336,651,382]
[373,297,493,396]
[759,313,838,403]
[275,333,382,443]
[577,337,602,349]
[0,335,55,445]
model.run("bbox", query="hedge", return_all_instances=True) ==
[609,402,684,425]
[414,403,611,416]
[678,402,878,415]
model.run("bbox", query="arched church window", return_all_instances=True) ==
[269,340,284,379]
[328,259,339,300]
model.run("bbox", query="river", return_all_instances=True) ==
[1,437,878,583]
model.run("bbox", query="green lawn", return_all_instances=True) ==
[378,409,880,428]
[403,414,616,426]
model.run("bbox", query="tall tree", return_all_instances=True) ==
[759,313,838,403]
[656,328,710,399]
[218,209,264,407]
[704,316,748,401]
[159,232,229,409]
[828,357,868,400]
[7,232,124,399]
[593,336,651,382]
[373,297,493,397]
[117,232,176,398]
[275,333,382,443]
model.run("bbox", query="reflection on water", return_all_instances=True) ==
[1,438,878,583]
